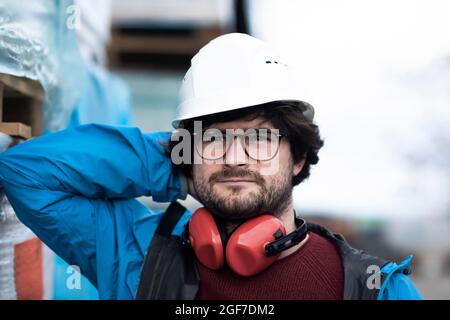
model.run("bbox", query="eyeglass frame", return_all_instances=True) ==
[191,128,288,161]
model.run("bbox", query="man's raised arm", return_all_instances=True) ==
[0,124,185,286]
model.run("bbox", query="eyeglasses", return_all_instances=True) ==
[192,128,287,161]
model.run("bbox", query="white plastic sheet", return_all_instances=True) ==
[0,133,32,299]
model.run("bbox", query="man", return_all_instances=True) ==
[0,33,421,300]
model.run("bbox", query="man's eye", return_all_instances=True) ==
[204,132,224,141]
[203,135,224,143]
[206,135,220,141]
[249,133,269,142]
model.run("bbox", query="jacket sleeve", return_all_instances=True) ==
[379,273,423,300]
[0,124,186,286]
[378,256,423,300]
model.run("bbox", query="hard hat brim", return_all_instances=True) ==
[172,98,314,128]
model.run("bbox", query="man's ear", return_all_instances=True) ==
[293,158,306,176]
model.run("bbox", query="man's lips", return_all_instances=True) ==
[215,179,256,184]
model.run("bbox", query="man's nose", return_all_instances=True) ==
[224,136,248,166]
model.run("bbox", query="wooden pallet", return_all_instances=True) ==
[0,73,44,139]
[108,25,223,69]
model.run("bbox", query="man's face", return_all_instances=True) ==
[192,116,304,220]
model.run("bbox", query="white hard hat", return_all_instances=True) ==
[172,33,314,128]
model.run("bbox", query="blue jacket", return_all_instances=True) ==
[0,124,422,300]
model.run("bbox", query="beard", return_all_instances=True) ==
[193,164,293,221]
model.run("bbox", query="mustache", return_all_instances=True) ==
[209,168,265,186]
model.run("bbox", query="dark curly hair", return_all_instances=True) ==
[166,101,324,186]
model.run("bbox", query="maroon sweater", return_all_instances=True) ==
[195,231,344,300]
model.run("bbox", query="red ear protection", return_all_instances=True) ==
[187,207,225,270]
[225,215,285,276]
[185,207,307,277]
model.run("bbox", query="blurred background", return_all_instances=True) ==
[0,0,449,299]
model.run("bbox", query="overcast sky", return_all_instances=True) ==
[249,0,450,219]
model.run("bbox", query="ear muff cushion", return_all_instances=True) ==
[188,208,225,270]
[226,215,286,276]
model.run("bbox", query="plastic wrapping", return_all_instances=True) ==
[0,133,43,299]
[0,192,41,299]
[0,0,87,131]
